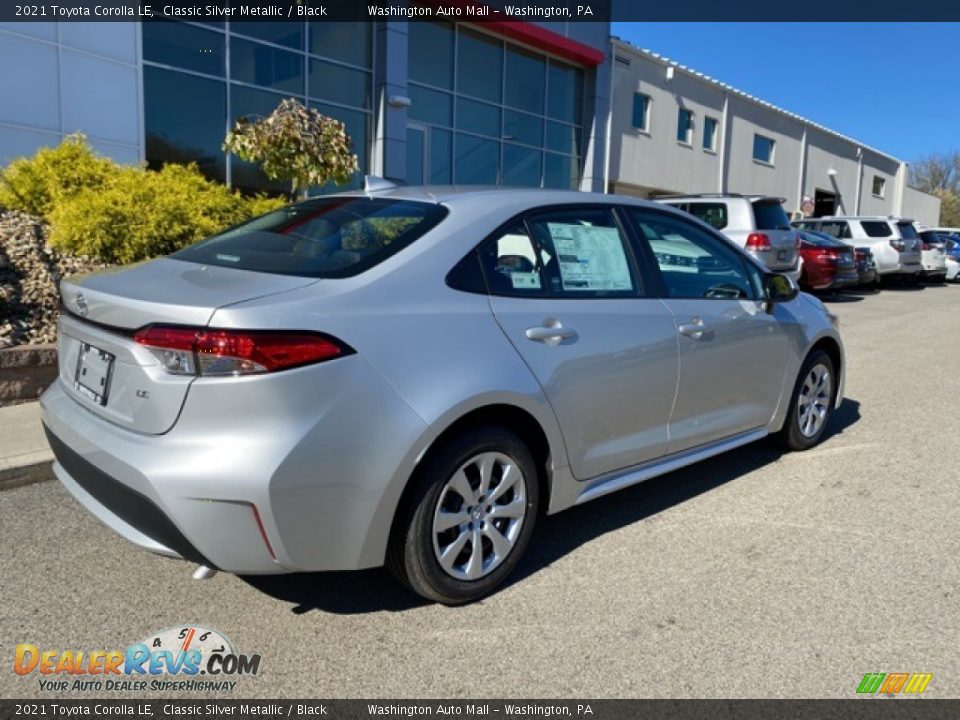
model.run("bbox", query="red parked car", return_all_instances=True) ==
[798,231,859,291]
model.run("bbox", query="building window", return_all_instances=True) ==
[632,93,650,132]
[753,134,775,164]
[143,21,374,195]
[407,22,584,190]
[872,175,886,198]
[703,116,718,152]
[676,107,693,145]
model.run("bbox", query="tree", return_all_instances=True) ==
[909,152,960,194]
[223,98,359,199]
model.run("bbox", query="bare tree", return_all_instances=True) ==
[909,152,960,194]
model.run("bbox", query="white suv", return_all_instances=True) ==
[656,194,801,281]
[792,216,923,283]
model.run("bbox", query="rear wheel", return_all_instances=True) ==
[775,350,836,451]
[388,427,539,605]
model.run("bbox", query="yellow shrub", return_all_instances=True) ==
[0,135,285,264]
[48,163,285,264]
[0,133,115,218]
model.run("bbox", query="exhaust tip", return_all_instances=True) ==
[192,565,217,580]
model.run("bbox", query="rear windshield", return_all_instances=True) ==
[751,201,791,231]
[173,198,448,278]
[860,221,893,238]
[897,222,919,239]
[920,231,944,245]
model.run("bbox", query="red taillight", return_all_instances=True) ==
[134,325,348,376]
[745,233,771,251]
[920,241,931,250]
[890,239,906,252]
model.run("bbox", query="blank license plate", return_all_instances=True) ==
[74,343,115,406]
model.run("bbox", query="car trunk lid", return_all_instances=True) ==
[751,200,799,271]
[57,259,318,434]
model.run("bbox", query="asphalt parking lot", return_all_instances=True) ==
[2,283,959,699]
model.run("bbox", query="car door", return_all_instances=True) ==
[482,206,678,480]
[623,207,788,453]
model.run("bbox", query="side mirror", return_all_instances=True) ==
[764,273,799,306]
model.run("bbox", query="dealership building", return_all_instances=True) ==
[0,20,940,224]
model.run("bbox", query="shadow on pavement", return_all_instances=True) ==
[818,292,864,303]
[244,398,861,615]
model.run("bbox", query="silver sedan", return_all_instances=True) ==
[41,185,844,604]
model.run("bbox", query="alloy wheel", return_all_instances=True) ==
[431,452,527,581]
[797,363,832,438]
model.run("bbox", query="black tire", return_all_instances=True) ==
[775,350,837,451]
[387,426,539,605]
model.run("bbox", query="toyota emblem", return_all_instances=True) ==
[75,293,89,318]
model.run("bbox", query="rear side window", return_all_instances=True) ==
[478,224,549,298]
[752,201,791,231]
[860,221,893,238]
[172,198,448,278]
[685,202,728,230]
[897,222,919,239]
[819,221,852,240]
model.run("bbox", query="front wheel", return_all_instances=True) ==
[388,427,539,605]
[775,350,836,451]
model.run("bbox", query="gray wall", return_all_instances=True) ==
[608,40,940,223]
[0,22,142,166]
[902,186,941,226]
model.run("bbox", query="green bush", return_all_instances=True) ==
[0,134,284,264]
[0,134,115,218]
[48,163,284,264]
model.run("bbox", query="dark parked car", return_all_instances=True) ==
[853,246,879,289]
[797,231,859,291]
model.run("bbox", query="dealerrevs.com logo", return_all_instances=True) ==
[13,625,261,693]
[856,672,933,696]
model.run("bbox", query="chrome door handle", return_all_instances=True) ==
[678,317,709,339]
[525,319,577,346]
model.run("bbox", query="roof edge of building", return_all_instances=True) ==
[610,37,904,167]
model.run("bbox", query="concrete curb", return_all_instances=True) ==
[0,459,53,491]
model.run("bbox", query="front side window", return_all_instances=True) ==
[173,198,448,278]
[753,134,775,164]
[521,208,640,297]
[677,108,693,144]
[859,221,893,238]
[632,93,650,131]
[703,117,718,151]
[626,210,757,300]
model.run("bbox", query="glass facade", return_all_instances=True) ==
[143,21,590,194]
[143,21,373,194]
[407,22,585,189]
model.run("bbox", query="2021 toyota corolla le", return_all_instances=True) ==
[41,186,844,604]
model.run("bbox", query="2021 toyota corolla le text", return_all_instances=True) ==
[41,187,845,604]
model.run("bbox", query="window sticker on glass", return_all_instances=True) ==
[547,224,632,291]
[510,272,542,289]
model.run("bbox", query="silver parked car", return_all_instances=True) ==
[42,185,845,604]
[655,194,802,282]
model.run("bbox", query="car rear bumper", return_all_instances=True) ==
[40,355,431,575]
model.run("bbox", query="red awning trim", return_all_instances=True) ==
[477,21,605,67]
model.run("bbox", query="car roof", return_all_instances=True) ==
[811,215,916,223]
[655,193,785,203]
[311,184,671,211]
